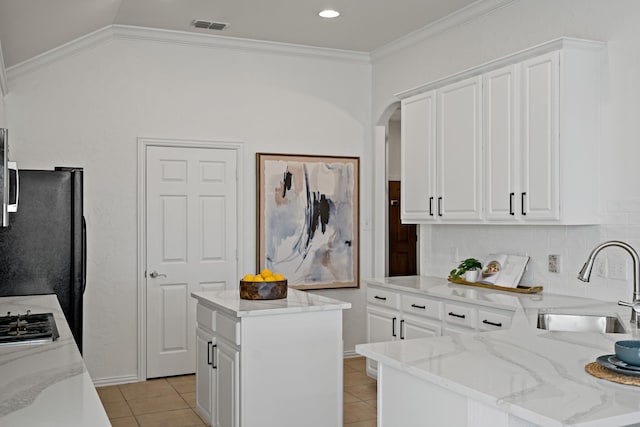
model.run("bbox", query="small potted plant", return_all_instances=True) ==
[449,258,482,282]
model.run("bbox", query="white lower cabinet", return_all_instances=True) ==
[214,338,239,427]
[195,297,346,427]
[402,315,441,340]
[366,283,514,377]
[195,327,214,423]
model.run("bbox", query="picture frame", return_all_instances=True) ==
[256,153,360,290]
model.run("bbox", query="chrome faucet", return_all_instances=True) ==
[577,240,640,326]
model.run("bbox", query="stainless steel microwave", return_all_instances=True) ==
[0,128,18,227]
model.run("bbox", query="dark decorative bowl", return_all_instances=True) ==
[239,280,288,300]
[615,340,640,366]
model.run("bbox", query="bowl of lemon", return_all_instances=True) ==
[239,269,288,300]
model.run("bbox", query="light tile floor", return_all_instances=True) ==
[97,356,377,427]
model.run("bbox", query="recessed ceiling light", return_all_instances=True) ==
[319,9,340,18]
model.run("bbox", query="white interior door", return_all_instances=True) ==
[146,145,238,378]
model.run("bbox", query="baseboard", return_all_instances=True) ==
[343,350,361,359]
[92,374,140,387]
[94,353,360,386]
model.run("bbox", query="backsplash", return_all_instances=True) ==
[421,202,640,304]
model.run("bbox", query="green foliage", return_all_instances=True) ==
[449,258,482,280]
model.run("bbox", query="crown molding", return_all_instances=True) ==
[7,24,370,80]
[111,25,370,64]
[370,0,518,63]
[7,26,115,80]
[395,37,606,99]
[0,41,8,95]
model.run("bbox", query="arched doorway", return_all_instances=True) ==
[373,102,418,277]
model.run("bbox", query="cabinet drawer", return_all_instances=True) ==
[197,304,215,332]
[401,294,442,320]
[444,303,477,329]
[216,312,241,346]
[478,309,513,331]
[367,287,399,309]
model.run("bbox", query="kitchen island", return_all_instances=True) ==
[357,276,640,427]
[0,294,110,427]
[191,288,351,427]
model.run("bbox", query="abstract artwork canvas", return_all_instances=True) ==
[257,153,359,290]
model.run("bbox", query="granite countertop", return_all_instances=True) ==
[357,276,640,427]
[191,288,351,317]
[0,295,110,427]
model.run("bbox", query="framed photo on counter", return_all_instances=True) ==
[256,153,360,290]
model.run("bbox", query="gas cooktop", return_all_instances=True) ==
[0,311,59,346]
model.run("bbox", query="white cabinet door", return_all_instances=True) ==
[401,315,441,340]
[437,76,483,220]
[401,90,437,222]
[215,339,239,427]
[195,328,214,424]
[366,306,399,377]
[484,64,520,221]
[367,306,399,344]
[521,51,560,220]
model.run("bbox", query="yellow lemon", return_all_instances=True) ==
[253,275,265,282]
[265,276,277,282]
[242,274,254,282]
[260,268,273,279]
[273,273,285,281]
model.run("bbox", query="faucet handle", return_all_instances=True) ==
[618,300,640,312]
[619,300,640,327]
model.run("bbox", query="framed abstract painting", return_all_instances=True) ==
[256,153,360,290]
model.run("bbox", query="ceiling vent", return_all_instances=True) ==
[191,20,228,31]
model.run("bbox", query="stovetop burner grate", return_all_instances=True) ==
[0,311,59,345]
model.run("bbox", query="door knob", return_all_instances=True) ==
[149,270,166,278]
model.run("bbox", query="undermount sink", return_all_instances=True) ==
[537,312,627,333]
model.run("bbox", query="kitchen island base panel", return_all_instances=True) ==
[242,311,343,427]
[379,364,537,427]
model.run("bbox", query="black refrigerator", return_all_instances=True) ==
[0,167,86,352]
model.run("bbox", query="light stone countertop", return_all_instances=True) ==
[191,287,351,317]
[356,276,640,427]
[0,294,110,427]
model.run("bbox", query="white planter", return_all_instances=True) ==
[465,270,479,282]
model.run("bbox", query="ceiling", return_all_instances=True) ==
[0,0,480,68]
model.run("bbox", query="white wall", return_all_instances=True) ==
[5,29,372,382]
[372,0,640,304]
[386,118,401,181]
[0,96,5,127]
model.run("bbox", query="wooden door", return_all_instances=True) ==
[146,145,238,378]
[388,181,417,276]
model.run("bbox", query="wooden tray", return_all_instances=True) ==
[447,277,543,294]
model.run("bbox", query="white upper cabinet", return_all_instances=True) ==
[484,64,519,220]
[399,38,604,225]
[401,91,436,222]
[521,51,560,221]
[437,76,483,221]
